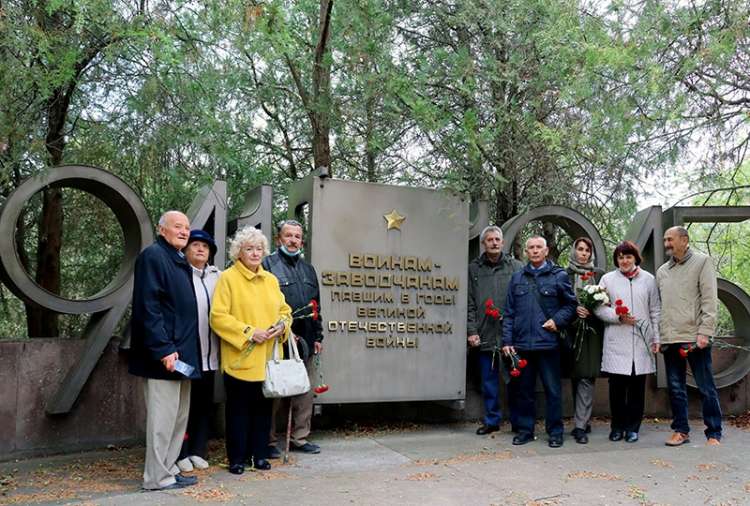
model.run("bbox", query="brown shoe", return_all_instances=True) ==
[665,432,690,446]
[706,438,721,446]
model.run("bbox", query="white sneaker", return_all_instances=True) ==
[176,457,193,472]
[189,455,209,469]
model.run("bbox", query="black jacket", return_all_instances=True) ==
[262,250,323,351]
[128,236,201,380]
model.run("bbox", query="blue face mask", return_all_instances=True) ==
[280,245,301,257]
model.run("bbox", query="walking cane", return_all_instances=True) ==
[283,401,293,464]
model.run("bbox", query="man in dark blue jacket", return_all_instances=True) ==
[263,219,324,455]
[129,210,201,490]
[502,236,577,448]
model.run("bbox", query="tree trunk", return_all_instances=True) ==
[311,0,333,174]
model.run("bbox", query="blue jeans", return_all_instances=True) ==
[514,349,563,438]
[663,345,722,440]
[478,351,502,426]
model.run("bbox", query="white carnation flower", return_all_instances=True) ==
[593,292,605,301]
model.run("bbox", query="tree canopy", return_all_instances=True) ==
[0,0,748,337]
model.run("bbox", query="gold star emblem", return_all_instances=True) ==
[384,209,406,230]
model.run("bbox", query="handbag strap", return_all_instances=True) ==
[270,330,303,363]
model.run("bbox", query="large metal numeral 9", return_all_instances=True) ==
[0,166,153,414]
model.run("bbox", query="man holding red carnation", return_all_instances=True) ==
[263,219,324,455]
[502,236,577,448]
[657,226,722,447]
[467,226,523,435]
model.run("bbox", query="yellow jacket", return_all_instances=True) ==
[210,260,291,381]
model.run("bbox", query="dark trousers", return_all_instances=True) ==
[514,349,563,438]
[179,371,215,460]
[608,366,646,433]
[663,345,722,440]
[478,351,501,426]
[224,374,272,466]
[507,376,520,430]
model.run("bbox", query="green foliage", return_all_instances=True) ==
[1,0,749,337]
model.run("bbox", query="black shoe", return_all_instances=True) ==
[174,474,197,486]
[572,428,588,444]
[253,458,271,470]
[156,481,193,490]
[609,430,624,442]
[548,437,563,448]
[291,442,321,454]
[268,446,281,459]
[512,433,534,445]
[585,424,592,434]
[476,424,500,435]
[228,464,244,475]
[625,431,639,443]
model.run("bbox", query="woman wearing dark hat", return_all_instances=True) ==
[176,229,222,472]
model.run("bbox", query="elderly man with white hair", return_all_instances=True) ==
[502,236,577,448]
[129,210,201,490]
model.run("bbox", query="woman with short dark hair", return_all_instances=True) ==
[595,241,661,443]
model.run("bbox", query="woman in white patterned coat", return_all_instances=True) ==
[595,241,660,443]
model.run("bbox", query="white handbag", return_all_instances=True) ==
[262,333,311,398]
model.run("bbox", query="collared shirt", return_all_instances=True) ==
[529,260,548,271]
[667,247,693,268]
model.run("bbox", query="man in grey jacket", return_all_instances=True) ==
[467,226,523,435]
[657,226,722,446]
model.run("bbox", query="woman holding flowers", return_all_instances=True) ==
[565,237,605,444]
[210,227,291,475]
[595,241,660,443]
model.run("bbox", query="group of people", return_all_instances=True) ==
[128,208,724,489]
[128,211,323,491]
[468,226,722,448]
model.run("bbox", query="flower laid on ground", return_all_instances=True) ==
[313,353,329,395]
[484,298,502,320]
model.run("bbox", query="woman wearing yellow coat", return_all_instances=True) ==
[210,227,291,475]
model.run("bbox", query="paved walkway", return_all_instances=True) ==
[1,420,748,505]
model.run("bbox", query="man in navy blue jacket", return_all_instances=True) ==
[502,236,577,448]
[129,210,201,490]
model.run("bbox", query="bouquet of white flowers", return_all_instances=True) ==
[578,284,610,309]
[573,283,609,360]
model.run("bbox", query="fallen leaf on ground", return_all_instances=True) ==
[650,459,674,468]
[566,471,622,481]
[405,472,437,481]
[181,485,236,503]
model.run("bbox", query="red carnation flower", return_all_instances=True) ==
[485,298,494,308]
[312,309,319,321]
[518,358,528,369]
[615,305,629,316]
[313,384,329,394]
[510,368,521,378]
[615,299,624,306]
[311,299,319,312]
